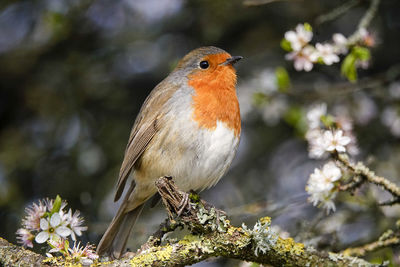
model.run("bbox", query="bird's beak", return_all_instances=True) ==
[221,56,243,66]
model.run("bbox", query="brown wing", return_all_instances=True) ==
[114,80,180,201]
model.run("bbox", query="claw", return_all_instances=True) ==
[177,193,189,216]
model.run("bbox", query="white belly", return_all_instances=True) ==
[130,88,240,205]
[175,120,239,191]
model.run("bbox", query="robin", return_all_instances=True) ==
[97,46,242,258]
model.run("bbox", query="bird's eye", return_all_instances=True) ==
[199,60,209,69]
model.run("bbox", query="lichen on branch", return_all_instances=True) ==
[0,177,383,266]
[119,176,379,267]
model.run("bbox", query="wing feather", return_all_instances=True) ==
[113,80,179,201]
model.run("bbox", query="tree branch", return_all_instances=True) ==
[118,176,378,266]
[0,177,384,266]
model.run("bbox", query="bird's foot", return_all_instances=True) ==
[177,193,189,216]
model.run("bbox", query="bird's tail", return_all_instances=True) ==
[97,184,144,258]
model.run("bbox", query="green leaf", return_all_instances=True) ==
[320,115,336,128]
[341,53,357,82]
[275,67,291,92]
[340,46,371,82]
[303,22,312,32]
[280,38,292,52]
[353,46,370,61]
[51,195,62,214]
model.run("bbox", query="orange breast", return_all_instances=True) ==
[188,54,241,137]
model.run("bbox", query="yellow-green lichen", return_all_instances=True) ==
[130,245,173,266]
[43,256,65,266]
[180,234,201,244]
[341,249,351,257]
[275,237,304,256]
[227,226,241,236]
[259,217,271,226]
[43,256,90,267]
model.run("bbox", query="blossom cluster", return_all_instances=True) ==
[16,195,97,265]
[47,239,98,265]
[305,103,353,159]
[283,23,372,73]
[304,103,356,213]
[16,196,87,247]
[306,161,342,212]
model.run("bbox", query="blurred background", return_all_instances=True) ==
[1,0,400,265]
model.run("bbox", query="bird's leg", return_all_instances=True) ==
[177,193,189,216]
[177,189,200,216]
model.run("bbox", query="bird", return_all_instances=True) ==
[96,46,242,258]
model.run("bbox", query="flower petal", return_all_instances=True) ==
[35,231,49,243]
[335,146,346,152]
[56,226,71,237]
[50,213,61,227]
[40,218,49,230]
[284,31,296,42]
[340,136,351,145]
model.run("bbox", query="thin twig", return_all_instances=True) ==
[335,153,400,202]
[348,0,381,45]
[342,231,400,257]
[339,175,365,192]
[315,0,360,25]
[243,0,301,7]
[379,198,400,206]
[358,0,380,29]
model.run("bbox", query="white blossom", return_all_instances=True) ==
[323,130,351,152]
[22,201,47,231]
[306,161,342,213]
[65,209,88,241]
[16,228,34,248]
[69,242,99,265]
[334,114,360,156]
[314,43,340,65]
[35,213,71,243]
[306,128,352,158]
[286,46,316,72]
[307,103,327,129]
[332,33,348,54]
[306,129,328,159]
[284,24,313,51]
